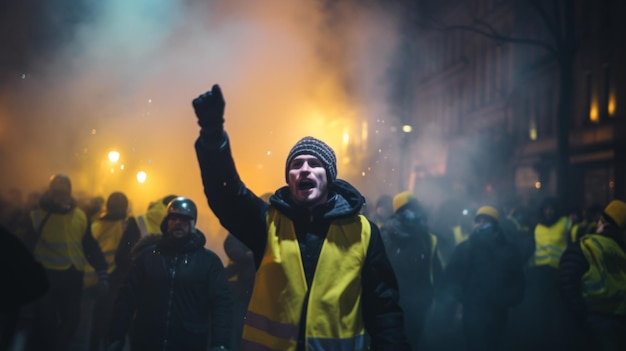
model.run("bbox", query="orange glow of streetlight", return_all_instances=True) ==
[108,151,120,163]
[136,171,147,183]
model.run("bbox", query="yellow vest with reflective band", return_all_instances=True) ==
[137,201,167,237]
[83,219,126,287]
[31,208,89,271]
[580,234,626,315]
[242,208,371,351]
[534,217,571,268]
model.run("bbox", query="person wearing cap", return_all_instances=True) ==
[442,206,525,351]
[558,199,626,350]
[192,85,410,351]
[106,197,232,351]
[25,174,109,351]
[380,191,441,350]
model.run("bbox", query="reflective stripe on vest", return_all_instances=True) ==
[137,200,169,237]
[580,234,626,315]
[534,217,570,268]
[242,208,371,351]
[31,208,89,271]
[84,219,126,287]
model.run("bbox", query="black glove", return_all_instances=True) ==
[192,84,225,130]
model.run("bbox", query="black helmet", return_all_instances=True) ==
[160,197,197,234]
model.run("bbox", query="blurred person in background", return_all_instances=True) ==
[524,197,573,350]
[193,84,411,351]
[570,204,603,244]
[559,199,626,351]
[106,197,232,351]
[0,223,49,351]
[442,206,525,351]
[135,194,177,237]
[24,174,109,351]
[83,191,140,351]
[372,194,394,227]
[430,198,474,268]
[380,191,442,350]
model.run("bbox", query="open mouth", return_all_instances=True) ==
[297,180,315,190]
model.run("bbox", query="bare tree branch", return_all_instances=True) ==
[528,0,562,45]
[421,18,558,55]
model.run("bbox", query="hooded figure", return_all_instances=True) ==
[559,199,626,350]
[380,191,442,349]
[443,206,525,351]
[107,197,232,351]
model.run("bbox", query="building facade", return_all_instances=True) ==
[397,0,625,210]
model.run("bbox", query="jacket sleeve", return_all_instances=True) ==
[194,131,268,266]
[361,221,411,351]
[207,252,234,349]
[113,217,141,281]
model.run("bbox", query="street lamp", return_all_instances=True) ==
[137,171,147,183]
[108,151,120,163]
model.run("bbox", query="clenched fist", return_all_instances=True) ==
[192,84,225,130]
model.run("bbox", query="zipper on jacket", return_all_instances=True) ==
[163,255,177,351]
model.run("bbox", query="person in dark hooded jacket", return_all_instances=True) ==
[106,197,232,351]
[443,206,525,351]
[380,191,441,349]
[193,84,410,351]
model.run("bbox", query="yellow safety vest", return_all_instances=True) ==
[136,201,167,237]
[580,234,626,315]
[31,207,89,271]
[534,217,571,268]
[83,219,126,287]
[242,208,371,351]
[452,225,468,246]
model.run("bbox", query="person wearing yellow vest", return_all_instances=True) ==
[84,191,140,351]
[135,194,178,237]
[25,174,108,351]
[380,191,442,350]
[533,197,572,268]
[193,84,411,351]
[442,206,525,351]
[559,199,626,350]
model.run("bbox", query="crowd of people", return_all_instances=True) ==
[0,83,624,351]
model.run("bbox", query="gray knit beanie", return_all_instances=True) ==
[285,136,337,183]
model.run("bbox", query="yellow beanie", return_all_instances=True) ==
[393,191,417,213]
[475,206,500,222]
[603,200,626,229]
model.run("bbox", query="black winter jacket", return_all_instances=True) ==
[108,230,232,351]
[444,224,525,309]
[195,131,411,351]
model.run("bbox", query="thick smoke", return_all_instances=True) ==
[0,0,407,258]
